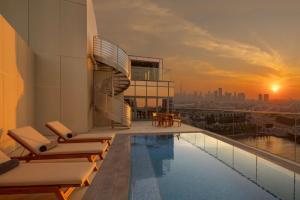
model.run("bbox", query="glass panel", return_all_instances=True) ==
[131,66,159,81]
[157,98,163,111]
[157,81,168,87]
[195,132,205,148]
[233,147,256,181]
[296,173,300,200]
[257,157,294,200]
[147,86,157,97]
[204,135,217,156]
[169,87,174,97]
[136,98,146,108]
[147,98,157,108]
[158,87,168,97]
[135,81,146,86]
[129,80,136,86]
[135,86,146,96]
[124,86,135,96]
[217,140,233,167]
[147,81,157,86]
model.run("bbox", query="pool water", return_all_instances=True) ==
[130,133,300,200]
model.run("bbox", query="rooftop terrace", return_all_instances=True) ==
[0,122,201,200]
[2,121,300,200]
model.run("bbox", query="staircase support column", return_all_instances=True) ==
[111,71,115,128]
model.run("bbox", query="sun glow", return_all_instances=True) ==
[271,84,280,93]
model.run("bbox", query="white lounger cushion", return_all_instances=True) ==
[70,133,114,141]
[0,162,96,187]
[8,127,51,154]
[9,126,107,155]
[47,121,114,140]
[40,142,107,155]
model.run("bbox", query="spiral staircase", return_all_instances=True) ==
[93,36,131,128]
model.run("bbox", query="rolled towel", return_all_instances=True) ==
[0,159,19,175]
[66,132,77,138]
[39,140,58,152]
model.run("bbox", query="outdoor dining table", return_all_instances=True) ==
[156,113,175,127]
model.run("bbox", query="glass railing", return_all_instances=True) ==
[181,132,300,200]
[131,66,159,81]
[124,80,174,97]
[178,108,300,164]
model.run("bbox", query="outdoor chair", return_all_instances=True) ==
[151,112,158,126]
[173,113,182,127]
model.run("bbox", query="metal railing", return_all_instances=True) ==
[93,36,130,78]
[94,92,131,127]
[93,36,132,128]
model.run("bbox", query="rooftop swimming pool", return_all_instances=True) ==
[130,133,300,200]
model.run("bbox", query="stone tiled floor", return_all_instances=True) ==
[90,121,202,135]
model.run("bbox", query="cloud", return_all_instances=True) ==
[119,0,285,73]
[94,0,300,98]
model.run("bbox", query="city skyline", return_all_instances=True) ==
[176,87,272,101]
[94,0,300,99]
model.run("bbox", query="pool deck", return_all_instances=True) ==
[0,121,201,200]
[2,121,300,200]
[89,121,202,135]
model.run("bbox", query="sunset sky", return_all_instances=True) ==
[94,0,300,99]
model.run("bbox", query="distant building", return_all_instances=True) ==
[218,88,223,98]
[264,94,269,102]
[237,93,246,101]
[258,94,263,101]
[214,90,218,100]
[224,92,232,101]
[124,56,174,120]
[194,91,198,97]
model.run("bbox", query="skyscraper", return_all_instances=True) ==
[218,88,223,98]
[264,94,269,102]
[258,94,263,101]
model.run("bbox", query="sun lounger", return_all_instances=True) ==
[8,126,108,162]
[0,151,96,200]
[46,121,114,145]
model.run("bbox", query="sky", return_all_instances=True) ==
[94,0,300,99]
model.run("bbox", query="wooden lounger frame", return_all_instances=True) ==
[45,123,112,145]
[8,131,106,162]
[0,175,93,200]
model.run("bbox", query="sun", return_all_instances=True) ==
[271,84,280,93]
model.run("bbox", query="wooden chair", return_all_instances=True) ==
[173,113,182,127]
[151,112,158,126]
[8,126,108,162]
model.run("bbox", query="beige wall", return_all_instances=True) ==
[0,16,35,154]
[0,0,97,135]
[87,0,98,129]
[93,71,112,126]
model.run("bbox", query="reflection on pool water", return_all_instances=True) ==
[130,133,300,200]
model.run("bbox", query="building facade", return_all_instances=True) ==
[0,0,131,154]
[124,56,174,120]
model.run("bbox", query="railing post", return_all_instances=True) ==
[294,117,297,161]
[117,48,119,67]
[232,113,235,135]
